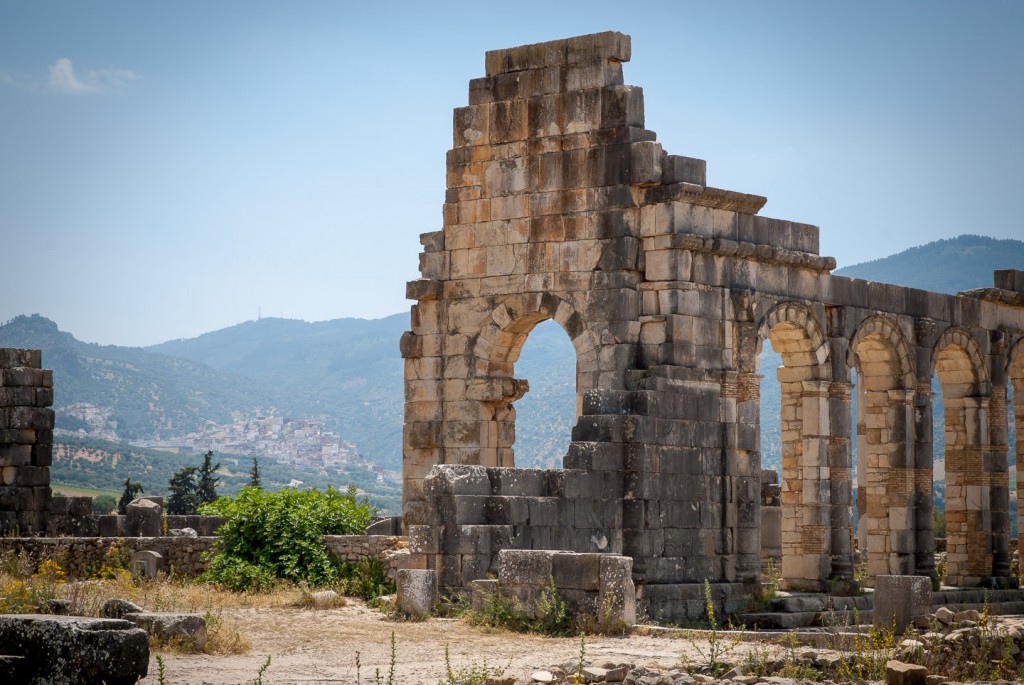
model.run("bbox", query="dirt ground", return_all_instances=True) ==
[141,600,764,685]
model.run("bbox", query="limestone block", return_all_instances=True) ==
[101,598,145,619]
[0,615,149,685]
[124,498,162,537]
[396,569,438,618]
[884,660,927,685]
[873,575,931,634]
[124,611,207,652]
[130,550,164,580]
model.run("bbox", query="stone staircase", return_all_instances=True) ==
[738,588,1024,629]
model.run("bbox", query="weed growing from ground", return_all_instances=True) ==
[251,655,272,685]
[438,643,508,685]
[683,579,742,677]
[155,655,167,685]
[374,631,397,685]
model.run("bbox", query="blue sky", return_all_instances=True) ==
[2,1,1022,346]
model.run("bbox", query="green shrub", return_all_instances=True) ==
[199,485,374,590]
[339,558,395,601]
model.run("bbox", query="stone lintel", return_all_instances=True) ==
[644,184,767,214]
[641,232,835,273]
[485,31,631,77]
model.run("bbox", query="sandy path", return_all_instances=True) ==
[142,601,708,684]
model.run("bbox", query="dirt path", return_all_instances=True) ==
[142,601,721,684]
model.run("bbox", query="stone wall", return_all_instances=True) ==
[324,534,409,581]
[471,549,636,626]
[0,537,216,578]
[401,31,1024,614]
[46,495,225,538]
[0,348,54,534]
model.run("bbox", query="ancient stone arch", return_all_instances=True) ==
[847,315,918,579]
[468,293,598,467]
[402,32,1024,613]
[930,326,999,585]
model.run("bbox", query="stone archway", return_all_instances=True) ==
[848,315,918,579]
[468,293,598,468]
[932,326,993,585]
[757,302,832,591]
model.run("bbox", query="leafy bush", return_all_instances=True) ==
[199,485,374,591]
[339,558,394,601]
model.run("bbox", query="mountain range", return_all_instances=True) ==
[1,234,1020,487]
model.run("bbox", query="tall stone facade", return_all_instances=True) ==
[0,348,54,534]
[402,32,1024,614]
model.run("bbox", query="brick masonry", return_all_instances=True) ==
[0,348,54,534]
[401,31,1024,615]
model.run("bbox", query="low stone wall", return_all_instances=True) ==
[0,536,216,578]
[47,495,225,538]
[323,535,409,581]
[469,549,636,628]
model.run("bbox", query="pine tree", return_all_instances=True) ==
[197,450,221,505]
[117,478,144,515]
[166,466,199,515]
[248,457,262,489]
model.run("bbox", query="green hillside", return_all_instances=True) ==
[52,435,400,514]
[834,234,1024,294]
[149,315,407,469]
[0,314,277,440]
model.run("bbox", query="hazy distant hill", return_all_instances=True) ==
[0,314,276,440]
[833,234,1024,293]
[149,315,407,469]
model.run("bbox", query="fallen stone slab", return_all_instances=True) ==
[101,598,144,619]
[124,611,207,652]
[885,659,927,685]
[0,614,149,685]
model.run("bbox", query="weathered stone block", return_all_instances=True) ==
[0,615,149,685]
[124,498,161,537]
[873,575,931,634]
[396,569,438,618]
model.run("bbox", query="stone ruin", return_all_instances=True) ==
[0,348,54,534]
[400,31,1024,619]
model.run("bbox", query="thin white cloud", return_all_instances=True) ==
[47,58,137,95]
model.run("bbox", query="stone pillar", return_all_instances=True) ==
[913,385,936,579]
[827,380,855,582]
[779,375,831,591]
[987,380,1011,581]
[0,348,54,534]
[945,396,992,585]
[1014,377,1024,569]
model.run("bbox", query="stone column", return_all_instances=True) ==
[779,376,832,591]
[889,388,918,576]
[987,382,1011,580]
[1013,377,1024,569]
[827,380,855,583]
[945,396,991,585]
[913,386,936,579]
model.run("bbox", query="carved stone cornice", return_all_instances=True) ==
[643,183,768,214]
[641,232,836,273]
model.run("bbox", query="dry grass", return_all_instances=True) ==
[0,548,298,656]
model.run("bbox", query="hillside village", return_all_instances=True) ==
[57,403,400,484]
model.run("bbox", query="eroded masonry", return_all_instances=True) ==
[399,32,1024,618]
